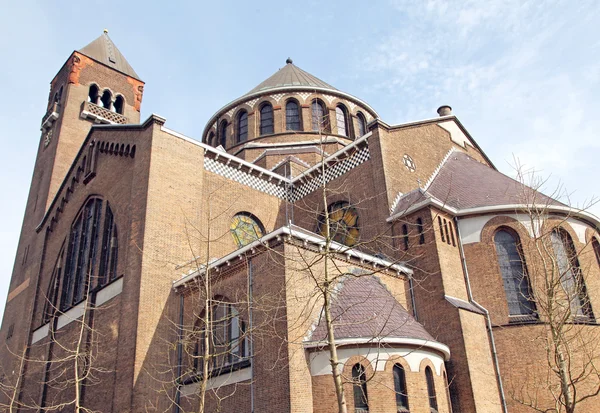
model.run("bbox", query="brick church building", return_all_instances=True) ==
[2,32,600,412]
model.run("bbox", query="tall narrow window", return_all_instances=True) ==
[237,111,248,143]
[336,105,349,137]
[438,217,445,243]
[43,248,64,323]
[311,100,328,132]
[417,217,425,244]
[61,198,103,309]
[551,229,593,319]
[99,204,118,286]
[286,100,301,131]
[393,364,409,412]
[357,112,367,137]
[592,237,600,269]
[352,364,369,412]
[259,103,274,135]
[60,198,119,312]
[88,85,99,104]
[207,132,215,146]
[114,95,124,114]
[219,120,228,148]
[194,299,249,374]
[494,229,536,316]
[402,224,409,250]
[425,366,438,412]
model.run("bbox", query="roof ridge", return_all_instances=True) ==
[423,147,458,191]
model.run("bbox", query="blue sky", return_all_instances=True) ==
[1,0,599,316]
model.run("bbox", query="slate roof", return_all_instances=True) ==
[244,60,337,97]
[392,151,564,216]
[78,31,141,80]
[308,276,434,343]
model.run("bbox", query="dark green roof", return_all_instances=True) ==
[244,59,337,96]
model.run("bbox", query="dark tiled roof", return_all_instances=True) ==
[244,61,336,97]
[78,32,141,80]
[308,276,434,342]
[427,152,563,210]
[391,151,563,217]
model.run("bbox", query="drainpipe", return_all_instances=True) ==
[248,258,255,413]
[173,294,184,413]
[409,276,418,320]
[454,217,508,413]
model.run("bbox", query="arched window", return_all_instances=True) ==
[357,112,367,137]
[286,100,301,131]
[219,120,228,148]
[317,201,359,247]
[207,131,215,146]
[230,213,265,248]
[494,229,536,316]
[237,111,248,143]
[402,224,409,250]
[53,86,63,105]
[417,217,425,244]
[393,364,409,412]
[259,103,274,135]
[592,237,600,269]
[98,203,118,286]
[425,366,438,412]
[352,363,369,412]
[43,248,64,323]
[311,100,329,132]
[100,90,112,110]
[551,229,593,319]
[88,84,99,104]
[336,105,349,137]
[113,95,125,114]
[194,299,249,374]
[60,198,118,311]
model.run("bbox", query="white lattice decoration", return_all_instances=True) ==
[297,92,311,102]
[290,146,371,202]
[322,94,336,104]
[204,157,288,199]
[270,93,285,103]
[246,98,259,108]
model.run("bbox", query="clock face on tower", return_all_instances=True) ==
[318,201,359,247]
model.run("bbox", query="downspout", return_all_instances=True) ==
[454,217,508,413]
[409,276,418,320]
[173,294,184,413]
[248,258,255,413]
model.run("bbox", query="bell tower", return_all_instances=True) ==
[3,30,144,317]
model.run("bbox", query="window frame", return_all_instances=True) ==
[335,104,350,137]
[259,102,274,135]
[393,363,410,412]
[311,99,329,133]
[352,363,369,412]
[237,111,248,143]
[356,112,367,137]
[425,366,438,413]
[285,99,302,131]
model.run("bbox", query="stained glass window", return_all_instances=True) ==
[494,229,536,316]
[318,201,359,247]
[230,213,265,248]
[551,229,593,319]
[311,100,328,132]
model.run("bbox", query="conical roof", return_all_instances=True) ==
[308,276,435,342]
[78,31,141,80]
[244,58,337,97]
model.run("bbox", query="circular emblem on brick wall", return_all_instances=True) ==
[403,154,416,172]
